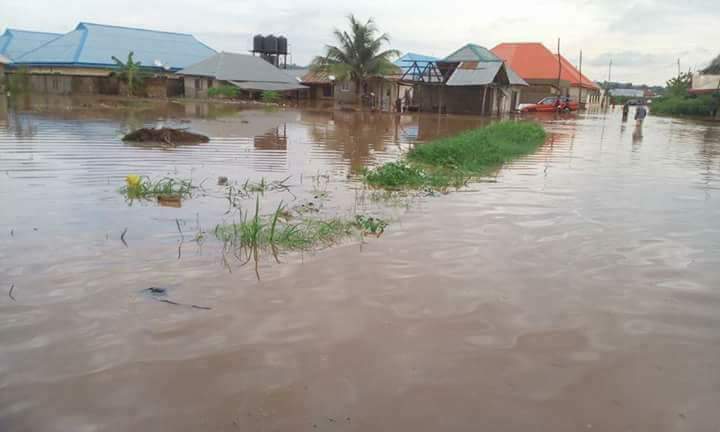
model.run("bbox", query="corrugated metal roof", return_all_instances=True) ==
[15,22,216,70]
[446,62,503,86]
[505,66,529,86]
[230,81,307,91]
[0,29,61,60]
[300,70,331,84]
[394,52,438,72]
[179,52,300,83]
[444,44,501,62]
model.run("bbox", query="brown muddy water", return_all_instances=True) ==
[1,95,720,432]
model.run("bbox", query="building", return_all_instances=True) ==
[300,70,335,100]
[403,43,528,115]
[0,29,61,61]
[690,72,720,95]
[491,42,601,105]
[0,54,10,92]
[178,52,306,99]
[10,22,217,97]
[609,88,646,98]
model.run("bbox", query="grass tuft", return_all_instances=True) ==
[121,176,195,201]
[363,121,546,189]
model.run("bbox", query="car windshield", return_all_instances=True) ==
[540,97,557,105]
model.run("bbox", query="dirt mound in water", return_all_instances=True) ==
[122,128,209,145]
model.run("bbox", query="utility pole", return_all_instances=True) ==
[677,58,681,77]
[557,38,562,96]
[578,50,583,106]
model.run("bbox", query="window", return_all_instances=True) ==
[194,79,202,90]
[540,97,557,105]
[322,85,333,97]
[51,77,59,90]
[207,79,214,88]
[339,80,350,92]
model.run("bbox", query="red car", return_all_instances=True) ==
[518,96,579,113]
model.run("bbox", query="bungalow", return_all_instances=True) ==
[300,70,335,100]
[9,22,216,97]
[491,42,601,105]
[0,29,61,61]
[178,52,306,99]
[404,43,528,115]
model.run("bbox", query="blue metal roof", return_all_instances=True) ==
[0,29,62,60]
[394,52,438,73]
[14,22,217,71]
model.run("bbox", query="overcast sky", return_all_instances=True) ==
[3,0,718,85]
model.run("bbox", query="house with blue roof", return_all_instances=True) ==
[0,29,61,61]
[7,22,217,97]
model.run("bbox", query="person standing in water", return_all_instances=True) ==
[635,104,648,125]
[622,103,630,122]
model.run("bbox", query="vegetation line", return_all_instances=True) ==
[363,121,547,189]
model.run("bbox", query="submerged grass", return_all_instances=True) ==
[364,121,546,189]
[215,198,387,255]
[121,176,196,201]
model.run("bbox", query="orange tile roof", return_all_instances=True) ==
[491,42,599,91]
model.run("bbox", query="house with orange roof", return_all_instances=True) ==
[491,42,601,106]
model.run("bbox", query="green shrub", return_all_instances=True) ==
[261,90,281,103]
[652,95,717,116]
[208,85,239,98]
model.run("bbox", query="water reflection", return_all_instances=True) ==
[2,101,720,432]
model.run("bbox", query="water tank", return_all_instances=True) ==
[264,34,278,53]
[253,34,264,52]
[277,36,288,55]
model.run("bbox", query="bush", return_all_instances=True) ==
[208,85,239,98]
[652,95,718,116]
[261,90,281,103]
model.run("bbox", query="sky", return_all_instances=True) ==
[2,0,718,85]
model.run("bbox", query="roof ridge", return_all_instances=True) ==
[5,28,63,36]
[77,22,194,37]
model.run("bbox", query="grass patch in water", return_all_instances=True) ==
[215,198,388,253]
[364,121,546,189]
[121,176,195,201]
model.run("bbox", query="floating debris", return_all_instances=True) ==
[122,127,209,145]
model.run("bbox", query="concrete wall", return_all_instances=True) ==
[307,84,333,100]
[184,76,214,98]
[569,87,601,105]
[332,78,401,111]
[415,84,516,115]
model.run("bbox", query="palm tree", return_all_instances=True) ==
[312,15,399,103]
[112,52,144,96]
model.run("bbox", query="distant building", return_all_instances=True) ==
[9,22,216,97]
[0,29,61,61]
[690,72,720,95]
[300,70,335,100]
[609,88,645,98]
[491,42,601,105]
[404,43,528,114]
[178,52,306,99]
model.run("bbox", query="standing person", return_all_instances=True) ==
[622,103,630,122]
[395,97,402,113]
[635,104,648,125]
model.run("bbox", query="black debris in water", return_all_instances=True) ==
[122,128,209,145]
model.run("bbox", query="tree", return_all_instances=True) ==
[702,54,720,75]
[111,52,145,96]
[665,71,692,97]
[312,15,399,104]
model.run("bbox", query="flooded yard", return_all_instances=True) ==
[1,96,720,431]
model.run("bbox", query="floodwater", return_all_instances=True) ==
[1,95,720,431]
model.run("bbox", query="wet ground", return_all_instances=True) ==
[1,95,719,431]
